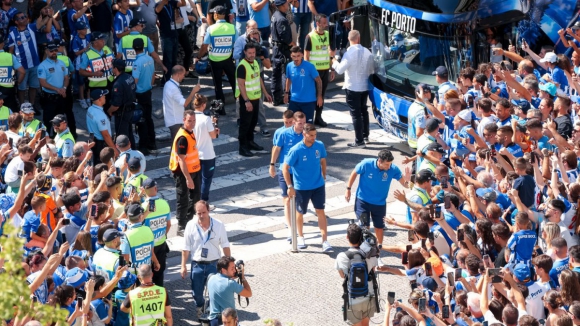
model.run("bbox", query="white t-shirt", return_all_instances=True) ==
[433,230,451,257]
[477,115,499,138]
[335,248,378,305]
[5,156,24,183]
[193,111,216,160]
[115,149,147,176]
[522,282,546,320]
[6,130,21,147]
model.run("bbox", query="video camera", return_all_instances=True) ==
[349,212,380,259]
[204,99,224,138]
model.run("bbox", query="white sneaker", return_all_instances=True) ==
[79,100,88,109]
[322,241,333,252]
[208,204,216,211]
[296,236,307,249]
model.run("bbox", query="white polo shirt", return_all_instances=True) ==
[184,217,230,262]
[162,78,187,128]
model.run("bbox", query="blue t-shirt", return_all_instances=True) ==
[284,140,327,190]
[20,210,41,242]
[273,125,290,146]
[504,143,524,158]
[507,229,537,264]
[91,298,109,322]
[355,158,402,205]
[537,135,554,151]
[550,66,569,91]
[207,274,244,319]
[513,174,536,208]
[286,60,319,103]
[274,126,304,164]
[443,209,474,230]
[549,257,570,287]
[247,0,270,28]
[114,290,130,325]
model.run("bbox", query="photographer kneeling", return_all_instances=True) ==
[207,256,252,326]
[193,94,220,206]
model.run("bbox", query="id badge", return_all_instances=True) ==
[201,248,208,258]
[170,22,176,30]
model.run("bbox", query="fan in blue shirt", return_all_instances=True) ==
[548,237,570,287]
[506,212,537,265]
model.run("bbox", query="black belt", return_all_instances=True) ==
[193,259,218,265]
[42,91,61,98]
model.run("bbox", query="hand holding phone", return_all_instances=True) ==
[457,229,465,242]
[418,298,426,313]
[442,305,450,319]
[387,291,395,305]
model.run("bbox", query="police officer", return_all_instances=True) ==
[19,102,45,137]
[117,18,166,74]
[397,168,435,224]
[87,89,117,163]
[121,203,160,274]
[0,32,25,112]
[38,41,69,135]
[107,59,139,153]
[79,32,114,109]
[123,157,149,200]
[56,40,77,139]
[0,92,12,130]
[304,14,333,127]
[121,264,174,326]
[92,229,124,282]
[270,0,293,106]
[141,178,171,286]
[51,114,75,159]
[132,38,157,153]
[197,5,236,115]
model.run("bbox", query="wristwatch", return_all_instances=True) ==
[288,184,294,189]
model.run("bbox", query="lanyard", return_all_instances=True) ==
[169,79,180,93]
[164,4,173,21]
[196,218,213,245]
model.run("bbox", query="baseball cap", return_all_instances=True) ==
[113,58,126,70]
[90,89,109,101]
[65,267,89,288]
[127,203,145,218]
[132,38,144,50]
[103,229,123,242]
[468,153,476,161]
[513,263,531,283]
[421,277,438,291]
[142,178,157,189]
[51,114,67,125]
[0,92,6,99]
[511,99,531,114]
[115,134,130,147]
[416,169,437,183]
[425,142,445,154]
[432,66,448,77]
[210,5,227,14]
[91,32,107,41]
[128,156,141,170]
[117,270,137,289]
[540,52,558,63]
[457,109,472,122]
[425,118,441,133]
[74,20,87,30]
[46,41,59,52]
[129,17,146,28]
[539,82,557,97]
[475,188,497,202]
[415,83,431,94]
[20,102,34,114]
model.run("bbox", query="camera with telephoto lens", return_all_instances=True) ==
[348,212,380,258]
[247,39,263,57]
[204,99,224,136]
[233,260,244,278]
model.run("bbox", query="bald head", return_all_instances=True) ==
[348,30,360,44]
[246,19,258,31]
[138,264,153,280]
[172,65,186,76]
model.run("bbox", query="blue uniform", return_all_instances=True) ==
[550,66,569,91]
[0,8,18,35]
[355,158,402,205]
[549,257,570,287]
[443,209,474,230]
[272,125,290,146]
[286,60,319,102]
[55,128,75,158]
[507,229,537,264]
[537,135,554,151]
[86,104,111,141]
[497,116,512,127]
[503,143,524,158]
[132,52,155,93]
[284,140,327,190]
[113,10,133,46]
[37,58,67,93]
[20,210,41,242]
[274,126,304,164]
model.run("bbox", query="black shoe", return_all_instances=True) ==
[187,71,199,79]
[273,99,283,106]
[148,144,158,151]
[139,147,151,155]
[217,108,226,116]
[260,130,271,137]
[315,116,328,127]
[347,142,366,148]
[248,141,264,151]
[239,147,254,157]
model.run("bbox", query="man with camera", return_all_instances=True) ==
[335,223,378,326]
[207,256,252,325]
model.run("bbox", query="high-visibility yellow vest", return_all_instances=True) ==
[121,33,148,72]
[168,128,201,173]
[124,225,154,273]
[128,285,167,326]
[207,22,235,62]
[85,46,114,88]
[0,51,15,87]
[235,59,261,100]
[307,30,330,70]
[55,130,75,157]
[19,119,41,137]
[142,198,170,246]
[92,248,120,282]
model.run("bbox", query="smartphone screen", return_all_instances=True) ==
[125,153,130,163]
[410,280,417,290]
[425,262,432,276]
[535,247,544,256]
[408,230,415,242]
[119,255,125,267]
[444,196,451,209]
[90,204,98,218]
[62,218,71,225]
[40,129,46,139]
[402,252,408,265]
[441,176,448,189]
[418,298,426,312]
[77,297,83,307]
[406,244,412,252]
[457,229,465,242]
[8,137,12,147]
[421,239,426,249]
[483,321,489,326]
[455,268,461,280]
[483,254,491,268]
[442,305,450,319]
[488,268,502,283]
[88,133,94,143]
[447,272,455,285]
[17,170,22,177]
[149,199,156,212]
[428,232,434,243]
[387,292,395,305]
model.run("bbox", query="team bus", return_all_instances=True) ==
[329,0,578,141]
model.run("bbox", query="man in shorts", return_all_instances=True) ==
[283,123,331,252]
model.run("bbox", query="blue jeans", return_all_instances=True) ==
[293,12,311,48]
[235,20,247,36]
[190,261,218,307]
[200,158,216,201]
[161,34,178,81]
[258,26,271,47]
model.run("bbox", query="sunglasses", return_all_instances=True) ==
[16,15,27,20]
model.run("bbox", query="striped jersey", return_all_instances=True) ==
[7,25,40,69]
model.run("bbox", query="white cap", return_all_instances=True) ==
[540,52,558,63]
[457,109,472,122]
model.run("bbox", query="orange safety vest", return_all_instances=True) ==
[168,127,201,173]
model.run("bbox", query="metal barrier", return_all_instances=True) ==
[290,196,298,253]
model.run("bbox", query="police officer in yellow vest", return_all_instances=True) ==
[304,14,335,128]
[116,18,166,73]
[0,32,25,112]
[79,32,115,110]
[57,40,77,139]
[120,203,160,274]
[123,156,149,203]
[0,92,13,131]
[92,229,124,283]
[168,110,201,236]
[141,177,171,286]
[121,264,174,326]
[19,102,45,137]
[400,169,435,224]
[417,142,445,173]
[197,6,237,114]
[51,114,75,158]
[235,43,273,157]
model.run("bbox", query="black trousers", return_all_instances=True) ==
[40,92,65,137]
[238,98,259,148]
[271,48,287,102]
[136,90,155,149]
[152,242,168,287]
[114,107,135,149]
[174,170,201,229]
[0,86,17,112]
[346,89,370,144]
[92,139,106,165]
[59,84,77,139]
[316,69,329,113]
[209,57,236,103]
[178,28,193,70]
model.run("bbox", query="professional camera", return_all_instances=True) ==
[233,260,244,278]
[247,39,263,57]
[348,212,380,258]
[204,99,224,137]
